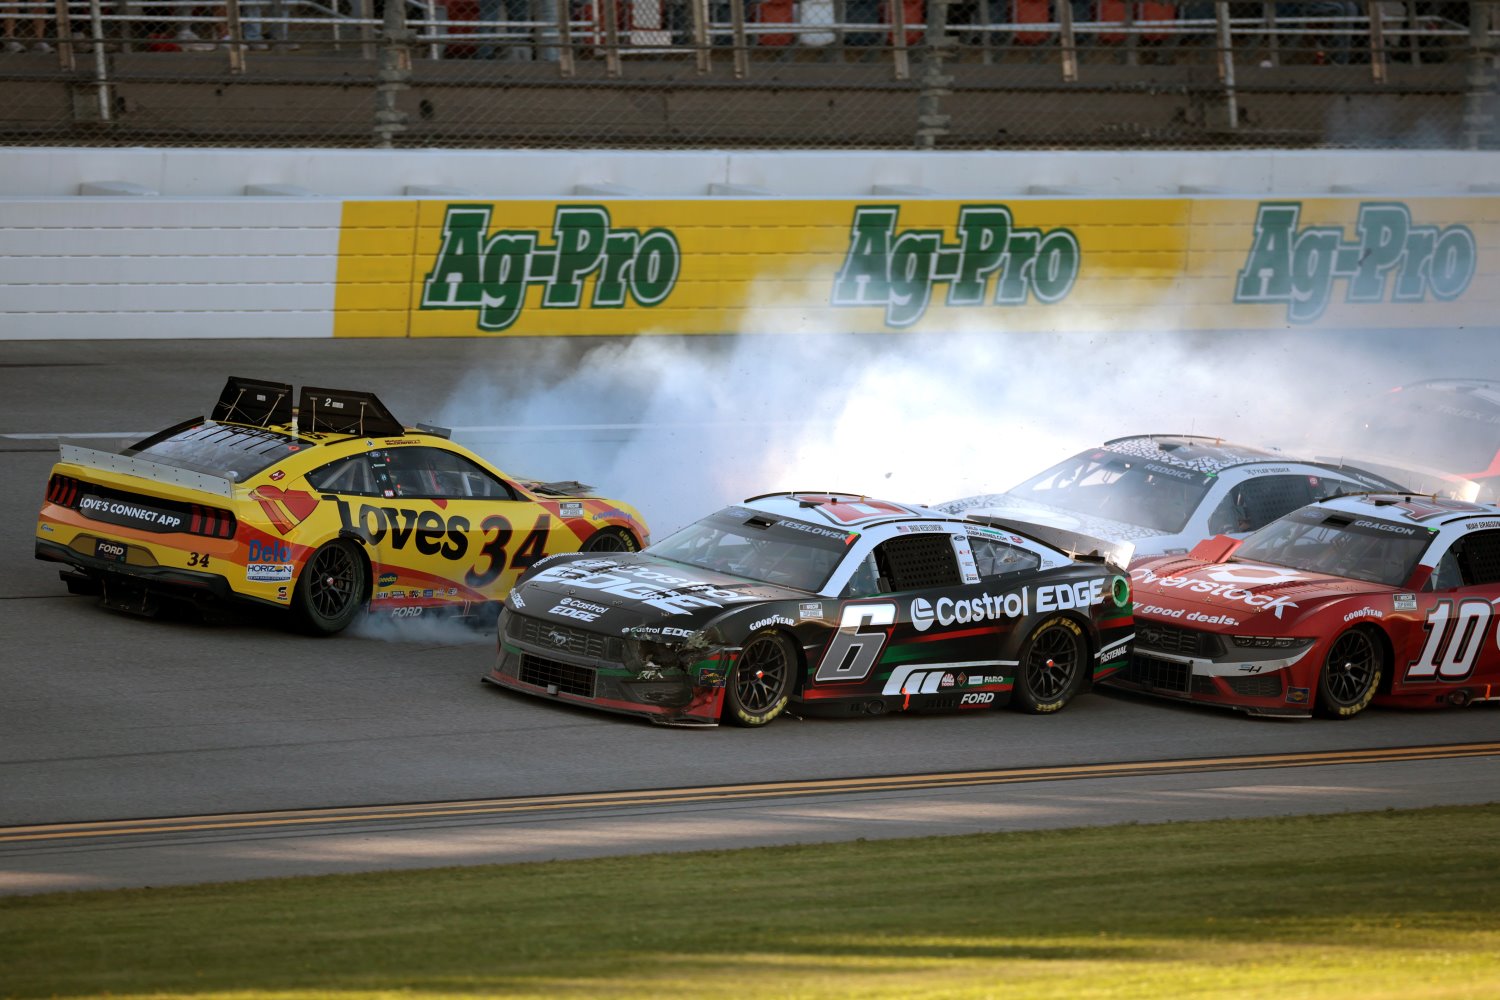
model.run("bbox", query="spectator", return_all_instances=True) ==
[4,0,52,52]
[476,0,531,60]
[1277,2,1361,64]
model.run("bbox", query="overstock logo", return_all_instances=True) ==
[420,204,682,331]
[1234,201,1476,323]
[832,205,1081,327]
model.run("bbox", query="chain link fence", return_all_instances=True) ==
[1,1,1495,148]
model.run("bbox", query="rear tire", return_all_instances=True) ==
[724,630,794,727]
[1315,627,1382,719]
[1012,615,1088,714]
[292,540,366,636]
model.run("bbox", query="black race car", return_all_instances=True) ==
[484,492,1135,727]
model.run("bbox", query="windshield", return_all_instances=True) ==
[1233,507,1434,586]
[1010,450,1216,533]
[1348,384,1500,475]
[125,421,313,482]
[647,506,853,592]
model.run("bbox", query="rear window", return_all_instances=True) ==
[125,421,314,482]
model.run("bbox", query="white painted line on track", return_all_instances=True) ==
[2,420,823,441]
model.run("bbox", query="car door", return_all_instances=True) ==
[1395,528,1500,698]
[367,445,562,605]
[815,529,1023,706]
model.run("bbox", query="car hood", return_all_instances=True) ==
[1130,556,1387,626]
[510,553,806,635]
[938,493,1170,544]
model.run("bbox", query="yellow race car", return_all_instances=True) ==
[35,377,650,634]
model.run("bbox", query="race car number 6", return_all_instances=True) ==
[815,602,897,683]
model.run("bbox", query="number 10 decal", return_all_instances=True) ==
[815,602,897,683]
[1407,598,1492,682]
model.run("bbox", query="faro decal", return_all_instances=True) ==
[1234,202,1476,323]
[420,204,682,332]
[832,204,1081,327]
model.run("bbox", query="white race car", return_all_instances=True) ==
[937,434,1406,560]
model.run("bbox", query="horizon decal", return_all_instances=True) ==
[1234,201,1476,323]
[420,204,682,332]
[831,204,1081,327]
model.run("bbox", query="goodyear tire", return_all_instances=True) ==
[581,526,639,553]
[1012,615,1087,714]
[724,630,794,727]
[291,540,366,636]
[1315,627,1382,719]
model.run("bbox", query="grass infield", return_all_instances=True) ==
[3,804,1498,998]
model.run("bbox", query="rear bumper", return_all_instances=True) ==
[36,538,281,609]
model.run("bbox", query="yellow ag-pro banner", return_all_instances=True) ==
[332,197,1496,336]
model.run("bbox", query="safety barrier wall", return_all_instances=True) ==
[3,148,1499,340]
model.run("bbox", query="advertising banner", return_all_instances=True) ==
[332,197,1497,336]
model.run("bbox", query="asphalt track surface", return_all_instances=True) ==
[2,336,1499,896]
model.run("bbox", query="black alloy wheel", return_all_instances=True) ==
[292,540,365,635]
[1012,615,1087,714]
[1316,628,1383,719]
[724,631,794,727]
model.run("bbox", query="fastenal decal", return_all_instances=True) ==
[421,204,682,332]
[832,204,1081,327]
[1234,202,1476,323]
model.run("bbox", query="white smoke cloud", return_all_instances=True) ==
[435,291,1500,544]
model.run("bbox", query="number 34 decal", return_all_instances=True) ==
[1407,598,1495,683]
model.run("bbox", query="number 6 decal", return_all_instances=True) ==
[815,602,896,683]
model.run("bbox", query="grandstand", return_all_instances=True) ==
[0,2,1493,148]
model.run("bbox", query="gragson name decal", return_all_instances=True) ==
[1234,201,1476,323]
[420,204,682,332]
[832,204,1081,327]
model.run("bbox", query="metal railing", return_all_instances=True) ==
[2,1,1495,148]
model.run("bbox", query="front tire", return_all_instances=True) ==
[1315,627,1382,719]
[724,630,794,727]
[581,526,638,553]
[291,540,366,636]
[1012,615,1088,714]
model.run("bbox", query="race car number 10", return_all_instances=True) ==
[1407,598,1492,682]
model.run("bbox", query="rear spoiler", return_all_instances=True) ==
[210,377,405,438]
[1315,454,1481,503]
[966,513,1134,571]
[58,444,235,498]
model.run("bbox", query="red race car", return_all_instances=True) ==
[1113,493,1500,718]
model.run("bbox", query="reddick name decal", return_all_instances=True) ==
[420,204,682,332]
[1234,202,1476,323]
[832,205,1081,327]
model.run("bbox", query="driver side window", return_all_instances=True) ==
[1207,476,1318,536]
[1438,531,1500,588]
